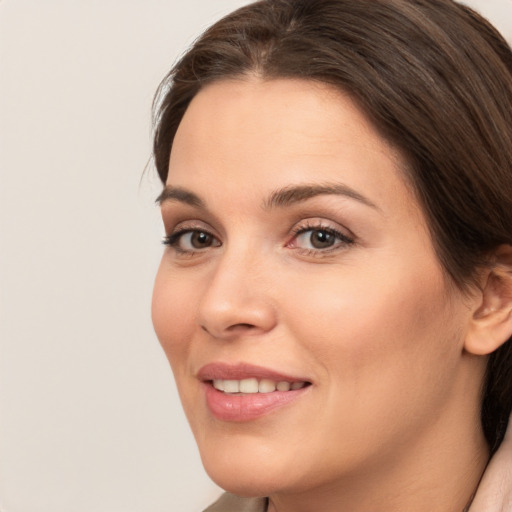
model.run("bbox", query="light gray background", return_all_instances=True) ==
[0,1,510,511]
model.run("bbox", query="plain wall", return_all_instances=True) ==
[0,1,510,511]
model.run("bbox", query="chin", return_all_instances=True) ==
[199,442,297,498]
[207,470,286,499]
[210,476,273,499]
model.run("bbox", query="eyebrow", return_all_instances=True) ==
[157,182,379,211]
[264,183,380,210]
[156,186,206,208]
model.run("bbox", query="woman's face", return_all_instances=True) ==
[152,78,478,497]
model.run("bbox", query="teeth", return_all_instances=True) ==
[259,379,276,393]
[223,380,240,393]
[276,381,291,391]
[213,379,224,391]
[239,378,259,393]
[212,378,307,394]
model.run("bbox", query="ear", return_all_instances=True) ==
[465,245,512,356]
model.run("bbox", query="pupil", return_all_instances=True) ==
[192,231,211,248]
[311,230,333,249]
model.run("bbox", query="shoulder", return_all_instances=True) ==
[203,493,267,512]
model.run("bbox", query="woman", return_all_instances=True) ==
[151,0,512,510]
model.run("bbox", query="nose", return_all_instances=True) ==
[197,249,277,340]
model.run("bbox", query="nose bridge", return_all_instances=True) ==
[197,239,276,338]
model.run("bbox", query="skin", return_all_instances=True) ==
[152,78,490,512]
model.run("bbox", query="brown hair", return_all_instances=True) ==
[152,0,512,452]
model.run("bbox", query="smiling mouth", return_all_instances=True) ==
[210,378,310,394]
[203,378,312,422]
[198,363,313,420]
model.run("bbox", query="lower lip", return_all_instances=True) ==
[203,382,310,422]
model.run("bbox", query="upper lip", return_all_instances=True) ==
[197,362,311,383]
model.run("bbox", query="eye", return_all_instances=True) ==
[297,229,337,249]
[163,228,221,253]
[289,224,354,253]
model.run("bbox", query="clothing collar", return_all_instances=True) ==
[469,415,512,512]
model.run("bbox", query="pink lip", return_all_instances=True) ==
[198,362,312,422]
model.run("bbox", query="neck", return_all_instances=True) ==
[267,411,489,512]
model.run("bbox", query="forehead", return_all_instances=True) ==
[167,77,417,217]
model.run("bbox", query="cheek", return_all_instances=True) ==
[275,259,466,467]
[283,258,463,402]
[151,262,198,373]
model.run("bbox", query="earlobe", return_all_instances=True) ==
[465,245,512,356]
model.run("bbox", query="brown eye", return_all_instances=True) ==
[309,230,336,249]
[291,226,354,253]
[190,231,214,248]
[164,229,221,252]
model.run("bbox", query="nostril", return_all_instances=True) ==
[198,290,277,338]
[200,323,255,336]
[224,323,260,334]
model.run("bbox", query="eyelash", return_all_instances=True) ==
[162,221,354,256]
[162,225,219,255]
[288,222,354,256]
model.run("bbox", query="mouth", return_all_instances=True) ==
[198,363,312,422]
[210,378,309,394]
